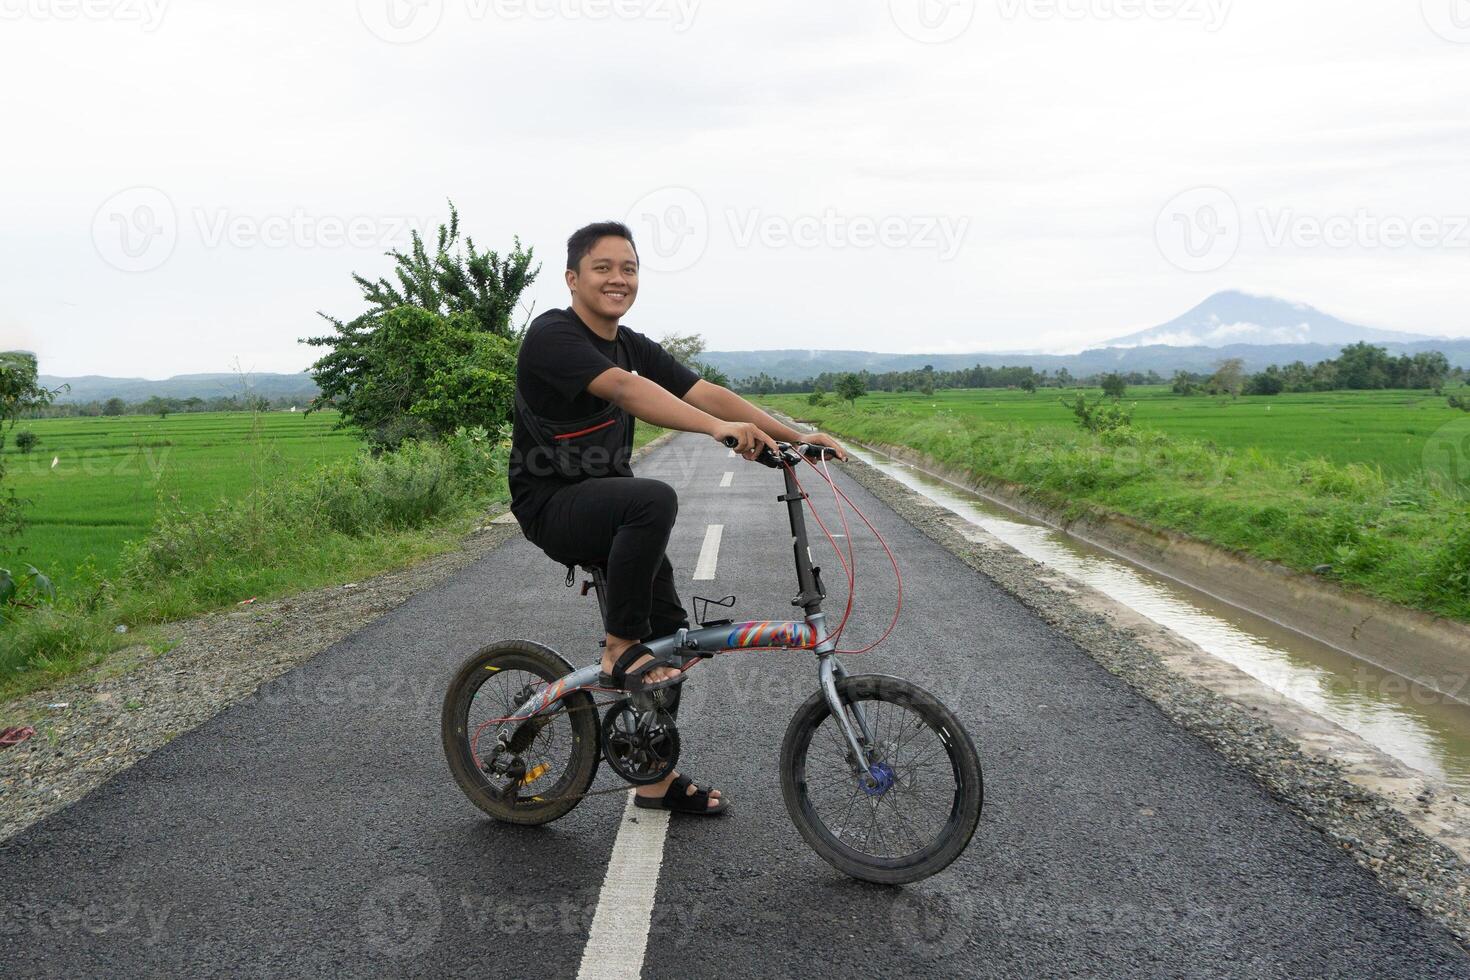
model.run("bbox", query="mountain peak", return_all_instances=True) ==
[1103,291,1434,349]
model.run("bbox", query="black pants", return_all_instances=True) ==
[525,476,691,644]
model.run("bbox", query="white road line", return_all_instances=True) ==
[575,795,671,980]
[694,524,724,581]
[720,471,734,488]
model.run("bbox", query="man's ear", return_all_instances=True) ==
[564,267,577,293]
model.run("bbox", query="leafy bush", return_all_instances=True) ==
[0,564,55,622]
[14,430,37,453]
[1064,393,1134,434]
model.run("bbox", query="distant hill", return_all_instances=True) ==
[703,340,1470,382]
[39,372,319,405]
[1102,290,1437,348]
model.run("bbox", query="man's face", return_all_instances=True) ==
[567,236,639,321]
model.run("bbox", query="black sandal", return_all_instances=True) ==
[598,643,686,694]
[633,774,728,816]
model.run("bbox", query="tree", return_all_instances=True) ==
[1170,371,1197,396]
[313,201,538,339]
[697,362,730,388]
[1055,368,1075,389]
[0,352,64,541]
[311,307,517,448]
[1208,358,1245,397]
[1335,342,1393,390]
[102,397,126,416]
[1019,377,1037,394]
[15,431,36,454]
[835,373,868,405]
[659,333,706,368]
[303,206,536,445]
[1245,366,1285,395]
[1100,373,1127,400]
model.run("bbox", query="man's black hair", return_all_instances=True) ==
[567,221,638,272]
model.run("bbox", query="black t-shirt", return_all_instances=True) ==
[509,307,700,526]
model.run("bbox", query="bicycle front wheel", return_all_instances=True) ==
[780,674,982,884]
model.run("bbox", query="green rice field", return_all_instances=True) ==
[783,386,1468,478]
[762,386,1470,621]
[2,411,363,592]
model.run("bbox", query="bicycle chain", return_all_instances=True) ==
[487,693,675,804]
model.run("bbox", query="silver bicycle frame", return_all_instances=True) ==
[502,449,877,774]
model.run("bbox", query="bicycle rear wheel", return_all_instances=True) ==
[441,639,599,826]
[780,674,982,884]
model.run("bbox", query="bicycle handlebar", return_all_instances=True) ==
[720,436,836,469]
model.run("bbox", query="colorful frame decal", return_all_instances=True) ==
[726,621,817,649]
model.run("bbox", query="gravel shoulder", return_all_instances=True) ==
[0,520,521,842]
[828,442,1470,948]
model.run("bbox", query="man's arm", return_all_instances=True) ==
[587,368,779,456]
[682,379,805,441]
[682,380,848,460]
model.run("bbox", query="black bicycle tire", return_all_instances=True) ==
[441,639,600,826]
[780,674,982,885]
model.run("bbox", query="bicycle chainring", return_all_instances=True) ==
[600,703,680,785]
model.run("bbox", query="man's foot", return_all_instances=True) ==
[634,772,727,815]
[602,635,680,687]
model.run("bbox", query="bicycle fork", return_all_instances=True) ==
[818,654,880,781]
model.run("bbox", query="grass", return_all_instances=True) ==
[3,411,360,593]
[789,387,1468,477]
[762,389,1470,623]
[0,414,670,701]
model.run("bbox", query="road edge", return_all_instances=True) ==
[804,428,1470,949]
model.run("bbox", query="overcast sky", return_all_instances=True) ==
[4,0,1469,378]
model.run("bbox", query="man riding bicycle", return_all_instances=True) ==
[508,220,847,816]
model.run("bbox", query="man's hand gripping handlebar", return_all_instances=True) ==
[721,435,847,469]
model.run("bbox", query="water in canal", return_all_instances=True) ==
[850,445,1470,793]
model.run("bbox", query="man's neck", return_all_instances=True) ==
[570,299,619,341]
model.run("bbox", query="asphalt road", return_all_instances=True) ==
[1,432,1466,978]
